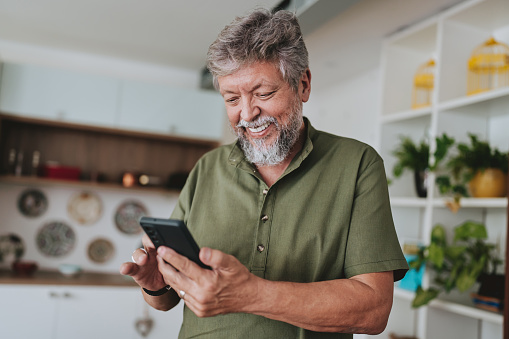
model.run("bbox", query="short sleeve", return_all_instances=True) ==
[344,153,408,282]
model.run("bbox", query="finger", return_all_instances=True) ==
[157,246,204,279]
[141,234,155,250]
[119,262,140,276]
[131,248,149,265]
[156,253,193,292]
[199,247,234,270]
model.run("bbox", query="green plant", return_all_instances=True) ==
[436,134,508,198]
[410,221,502,308]
[391,133,455,179]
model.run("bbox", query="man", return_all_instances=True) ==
[120,8,408,338]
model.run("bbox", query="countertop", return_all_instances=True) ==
[0,269,138,287]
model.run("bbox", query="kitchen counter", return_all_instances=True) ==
[0,269,138,287]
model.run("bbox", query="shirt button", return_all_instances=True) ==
[261,215,269,222]
[262,189,269,195]
[257,244,265,252]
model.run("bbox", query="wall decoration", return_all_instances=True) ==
[68,191,103,225]
[87,238,115,264]
[17,189,48,218]
[36,221,76,257]
[114,200,147,235]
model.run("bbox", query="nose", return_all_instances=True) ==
[240,97,259,122]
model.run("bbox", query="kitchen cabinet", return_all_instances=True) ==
[376,0,508,338]
[0,63,119,127]
[0,62,226,141]
[118,80,225,140]
[0,284,183,339]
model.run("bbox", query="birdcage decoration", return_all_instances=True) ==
[412,59,435,109]
[467,37,509,96]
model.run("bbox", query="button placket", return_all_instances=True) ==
[252,187,274,275]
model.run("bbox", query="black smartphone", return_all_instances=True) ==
[139,217,211,270]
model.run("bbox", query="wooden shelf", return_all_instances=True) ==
[432,197,508,209]
[390,197,428,207]
[0,175,181,195]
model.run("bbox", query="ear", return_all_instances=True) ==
[299,69,311,103]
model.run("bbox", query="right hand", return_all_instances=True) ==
[119,234,167,291]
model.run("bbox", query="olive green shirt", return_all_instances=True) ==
[171,118,408,339]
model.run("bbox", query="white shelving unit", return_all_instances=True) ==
[378,0,508,338]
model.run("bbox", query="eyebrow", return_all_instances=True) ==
[221,82,276,95]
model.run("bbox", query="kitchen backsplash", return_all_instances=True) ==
[0,182,179,273]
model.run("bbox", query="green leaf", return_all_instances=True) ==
[454,221,487,241]
[445,245,467,260]
[412,286,440,308]
[456,268,477,292]
[429,243,445,269]
[431,225,447,245]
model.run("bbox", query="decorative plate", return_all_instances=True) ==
[68,191,103,225]
[18,189,48,218]
[0,233,25,262]
[36,221,76,257]
[114,201,147,235]
[87,238,115,263]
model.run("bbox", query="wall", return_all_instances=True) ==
[0,182,180,273]
[304,67,380,148]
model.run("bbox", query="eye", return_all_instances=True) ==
[257,91,276,99]
[225,96,239,104]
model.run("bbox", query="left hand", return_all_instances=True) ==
[156,246,259,317]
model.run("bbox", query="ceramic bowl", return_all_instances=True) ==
[58,264,82,277]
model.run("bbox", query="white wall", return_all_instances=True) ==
[305,67,380,148]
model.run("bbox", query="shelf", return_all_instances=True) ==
[433,197,508,209]
[0,175,181,195]
[381,106,433,124]
[438,87,509,112]
[390,197,428,207]
[394,287,503,325]
[430,298,503,325]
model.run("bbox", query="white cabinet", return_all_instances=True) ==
[377,0,508,338]
[118,80,225,140]
[0,62,226,141]
[0,285,183,339]
[0,63,119,127]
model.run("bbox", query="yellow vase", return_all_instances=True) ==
[468,168,507,198]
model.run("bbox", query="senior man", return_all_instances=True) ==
[121,8,408,338]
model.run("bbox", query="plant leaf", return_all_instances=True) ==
[454,221,487,241]
[412,286,440,308]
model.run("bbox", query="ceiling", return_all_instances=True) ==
[0,0,465,84]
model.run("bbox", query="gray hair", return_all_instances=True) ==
[206,8,309,91]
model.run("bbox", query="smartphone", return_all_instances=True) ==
[139,217,211,270]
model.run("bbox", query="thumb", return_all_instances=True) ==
[199,247,231,269]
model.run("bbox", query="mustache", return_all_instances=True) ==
[236,116,278,129]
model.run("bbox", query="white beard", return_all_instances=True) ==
[232,101,303,167]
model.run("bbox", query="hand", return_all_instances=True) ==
[156,246,259,317]
[119,234,167,291]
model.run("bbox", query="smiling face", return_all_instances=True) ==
[218,62,311,166]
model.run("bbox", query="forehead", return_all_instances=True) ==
[218,62,285,93]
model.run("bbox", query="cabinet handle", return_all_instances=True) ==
[63,292,72,298]
[49,292,59,298]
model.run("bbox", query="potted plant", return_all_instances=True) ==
[409,220,503,308]
[391,133,454,197]
[437,134,508,200]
